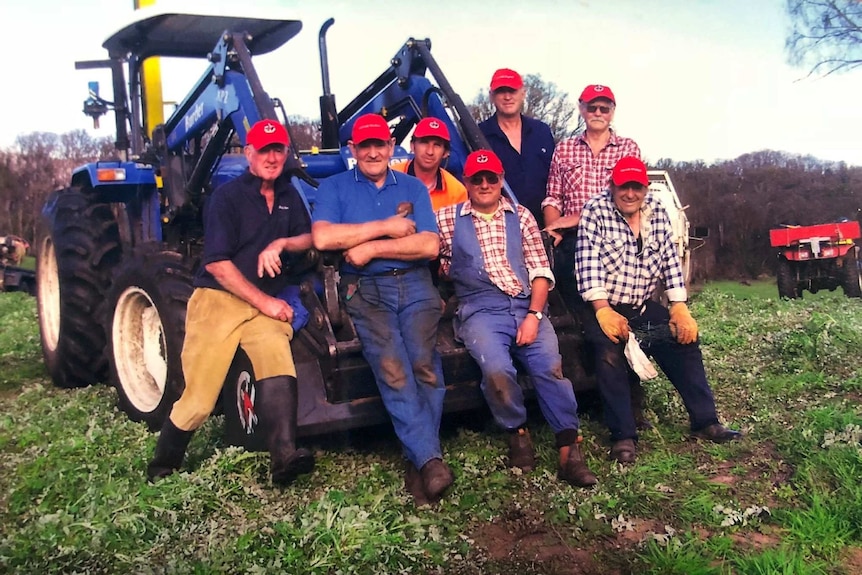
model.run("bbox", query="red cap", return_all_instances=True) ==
[463,150,504,178]
[351,113,392,144]
[490,68,523,91]
[579,84,616,104]
[611,156,649,187]
[413,117,450,141]
[246,120,289,149]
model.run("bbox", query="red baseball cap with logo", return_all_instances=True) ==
[579,84,616,104]
[247,119,289,149]
[463,150,504,178]
[413,117,450,141]
[490,68,524,91]
[351,113,392,144]
[611,156,649,187]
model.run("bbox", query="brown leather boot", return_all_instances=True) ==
[420,458,454,502]
[404,461,431,507]
[558,439,598,487]
[507,427,536,471]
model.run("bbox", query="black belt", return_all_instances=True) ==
[371,267,416,277]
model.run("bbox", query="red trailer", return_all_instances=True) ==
[769,221,861,299]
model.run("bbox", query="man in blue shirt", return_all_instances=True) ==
[312,113,453,506]
[576,156,742,464]
[148,120,315,486]
[479,68,555,226]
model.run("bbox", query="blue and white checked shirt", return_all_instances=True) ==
[575,190,687,307]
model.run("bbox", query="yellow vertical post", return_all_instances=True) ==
[135,0,164,139]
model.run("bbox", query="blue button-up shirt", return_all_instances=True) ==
[479,113,555,224]
[312,167,438,276]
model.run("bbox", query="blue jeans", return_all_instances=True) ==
[456,295,580,434]
[582,299,719,441]
[342,267,445,468]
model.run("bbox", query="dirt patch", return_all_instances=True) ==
[842,546,862,575]
[467,507,670,575]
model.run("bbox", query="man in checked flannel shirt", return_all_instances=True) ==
[575,156,742,464]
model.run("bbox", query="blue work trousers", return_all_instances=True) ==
[582,299,719,441]
[456,295,580,434]
[342,267,445,469]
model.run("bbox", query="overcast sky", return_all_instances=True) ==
[3,0,861,166]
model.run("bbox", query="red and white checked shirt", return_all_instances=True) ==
[436,198,554,296]
[542,131,641,216]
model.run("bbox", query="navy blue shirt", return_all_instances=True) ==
[479,113,555,225]
[196,170,311,295]
[312,167,437,276]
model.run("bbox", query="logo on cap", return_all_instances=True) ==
[476,154,489,164]
[594,85,606,92]
[263,122,276,134]
[429,120,440,129]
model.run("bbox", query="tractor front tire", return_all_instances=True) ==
[37,188,121,388]
[776,257,801,299]
[841,246,862,298]
[105,247,194,430]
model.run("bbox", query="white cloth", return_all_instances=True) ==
[625,333,658,380]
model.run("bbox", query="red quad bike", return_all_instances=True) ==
[770,221,862,299]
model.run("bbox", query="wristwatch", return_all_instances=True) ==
[527,309,544,320]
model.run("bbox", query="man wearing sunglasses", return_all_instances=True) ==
[435,150,598,488]
[541,84,649,430]
[576,156,742,464]
[312,113,453,507]
[478,68,555,226]
[392,117,467,212]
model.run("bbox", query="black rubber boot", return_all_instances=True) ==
[146,418,194,482]
[255,375,315,485]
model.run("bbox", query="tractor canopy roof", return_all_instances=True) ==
[102,6,302,60]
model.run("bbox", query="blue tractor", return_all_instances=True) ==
[36,8,589,444]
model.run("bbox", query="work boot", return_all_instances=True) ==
[558,439,598,487]
[404,461,431,507]
[609,438,637,464]
[692,423,743,444]
[146,417,194,482]
[255,375,315,485]
[507,427,536,471]
[420,458,454,502]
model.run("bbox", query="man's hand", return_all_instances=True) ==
[260,295,294,323]
[668,302,698,344]
[258,240,284,278]
[344,242,375,268]
[384,213,417,238]
[543,213,580,247]
[596,307,630,344]
[516,314,540,346]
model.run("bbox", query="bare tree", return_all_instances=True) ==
[785,0,862,76]
[468,74,584,142]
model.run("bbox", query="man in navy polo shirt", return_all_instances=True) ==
[147,119,315,486]
[479,68,555,226]
[312,113,453,507]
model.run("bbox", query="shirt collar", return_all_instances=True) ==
[352,166,398,187]
[458,196,517,218]
[406,160,444,192]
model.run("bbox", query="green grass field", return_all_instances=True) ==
[1,282,861,574]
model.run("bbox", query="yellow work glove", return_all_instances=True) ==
[595,307,630,344]
[668,302,698,344]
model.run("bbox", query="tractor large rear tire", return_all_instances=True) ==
[776,257,801,299]
[105,247,194,430]
[37,188,121,388]
[841,246,862,298]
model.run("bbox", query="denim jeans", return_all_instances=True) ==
[456,293,580,434]
[342,266,445,468]
[582,299,719,441]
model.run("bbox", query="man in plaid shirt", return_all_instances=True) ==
[576,156,742,463]
[437,150,597,488]
[542,84,648,428]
